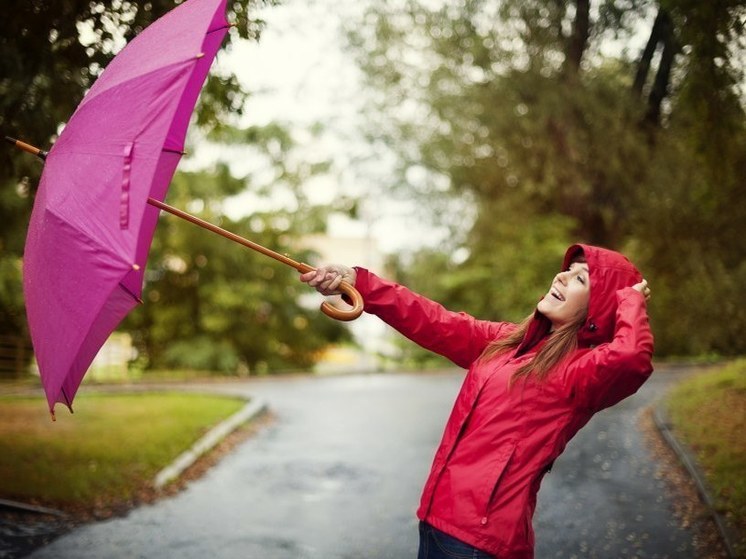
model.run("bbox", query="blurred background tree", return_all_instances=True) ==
[348,0,746,357]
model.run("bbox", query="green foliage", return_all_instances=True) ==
[666,360,746,551]
[635,128,746,355]
[123,135,349,373]
[129,201,349,373]
[0,251,26,344]
[350,0,746,356]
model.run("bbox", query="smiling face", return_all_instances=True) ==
[536,261,591,330]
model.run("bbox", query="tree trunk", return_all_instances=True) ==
[565,0,590,74]
[646,12,677,125]
[633,10,666,96]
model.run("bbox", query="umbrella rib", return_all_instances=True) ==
[60,387,73,413]
[78,57,210,116]
[43,206,135,270]
[207,23,234,35]
[118,281,144,304]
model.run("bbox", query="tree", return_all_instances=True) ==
[348,0,746,355]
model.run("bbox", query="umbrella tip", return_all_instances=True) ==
[4,136,48,161]
[49,409,56,422]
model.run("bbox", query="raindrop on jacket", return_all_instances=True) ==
[352,244,654,559]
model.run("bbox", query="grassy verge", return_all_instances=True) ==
[665,359,746,551]
[0,392,245,510]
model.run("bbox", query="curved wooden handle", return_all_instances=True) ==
[319,279,364,322]
[294,262,363,322]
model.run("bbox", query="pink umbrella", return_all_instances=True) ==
[10,0,362,419]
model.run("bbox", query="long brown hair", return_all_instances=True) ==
[479,311,587,384]
[480,250,589,384]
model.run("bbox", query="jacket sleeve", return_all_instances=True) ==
[561,287,654,411]
[353,267,514,369]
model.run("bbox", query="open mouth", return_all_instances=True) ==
[550,287,565,301]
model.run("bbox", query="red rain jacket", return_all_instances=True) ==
[353,244,654,559]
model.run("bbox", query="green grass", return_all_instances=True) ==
[666,359,746,549]
[0,392,245,508]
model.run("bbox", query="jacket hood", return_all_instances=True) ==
[519,244,642,352]
[564,244,643,346]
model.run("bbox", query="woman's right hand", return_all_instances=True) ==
[299,264,357,296]
[632,279,651,301]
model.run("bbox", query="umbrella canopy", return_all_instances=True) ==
[24,0,231,417]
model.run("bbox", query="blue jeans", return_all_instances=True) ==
[417,522,495,559]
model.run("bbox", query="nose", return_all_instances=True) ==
[555,270,570,285]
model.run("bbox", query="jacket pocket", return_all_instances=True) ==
[479,442,517,519]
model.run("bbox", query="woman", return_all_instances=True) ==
[300,244,653,559]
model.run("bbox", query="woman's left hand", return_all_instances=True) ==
[299,264,356,296]
[632,279,651,301]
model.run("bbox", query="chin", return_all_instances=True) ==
[536,299,552,316]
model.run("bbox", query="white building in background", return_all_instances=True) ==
[300,234,398,373]
[87,332,138,382]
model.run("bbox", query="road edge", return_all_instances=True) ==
[153,398,269,489]
[652,403,738,559]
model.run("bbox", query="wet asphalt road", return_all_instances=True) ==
[26,367,697,559]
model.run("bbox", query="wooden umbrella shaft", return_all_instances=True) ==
[146,197,364,321]
[147,197,310,273]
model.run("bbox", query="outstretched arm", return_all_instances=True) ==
[301,265,514,368]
